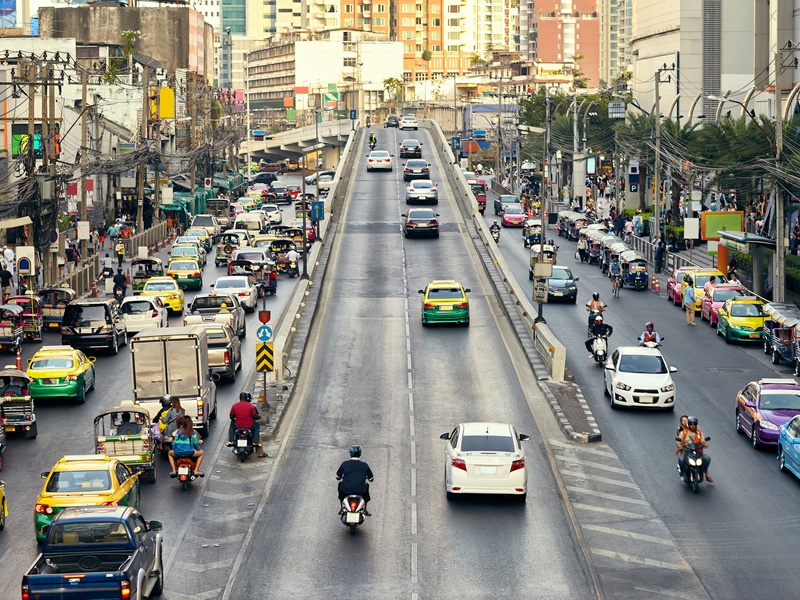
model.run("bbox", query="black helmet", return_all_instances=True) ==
[239,391,252,402]
[592,292,600,300]
[687,416,698,426]
[160,394,176,407]
[117,268,123,274]
[349,445,362,458]
[646,321,654,329]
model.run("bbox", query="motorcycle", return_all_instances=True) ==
[676,437,710,493]
[175,457,203,491]
[490,228,500,243]
[587,309,603,336]
[101,266,115,281]
[640,337,664,349]
[591,335,608,364]
[337,479,370,535]
[287,261,299,278]
[232,427,256,463]
[368,140,377,150]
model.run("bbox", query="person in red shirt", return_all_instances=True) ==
[227,392,267,457]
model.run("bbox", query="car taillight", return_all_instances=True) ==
[152,310,159,318]
[424,303,435,309]
[424,168,429,173]
[349,500,359,511]
[197,400,205,418]
[510,458,525,472]
[21,583,30,600]
[407,187,413,192]
[101,501,120,506]
[120,580,131,599]
[368,159,374,163]
[238,292,249,297]
[34,503,54,515]
[430,220,438,226]
[193,272,200,278]
[224,350,230,365]
[96,442,104,452]
[452,458,467,471]
[455,303,468,309]
[407,222,416,227]
[64,375,78,382]
[404,169,410,173]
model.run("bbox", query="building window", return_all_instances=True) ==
[402,3,414,11]
[431,17,440,26]
[447,31,460,39]
[431,44,441,51]
[373,17,386,25]
[402,17,414,25]
[447,5,459,13]
[344,3,353,11]
[430,3,439,12]
[403,44,415,53]
[402,30,414,40]
[431,31,440,39]
[447,45,459,51]
[344,57,357,67]
[376,3,385,11]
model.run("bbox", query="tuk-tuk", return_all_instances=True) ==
[0,368,36,439]
[763,303,800,365]
[600,237,628,274]
[93,405,156,483]
[567,213,589,241]
[529,244,558,279]
[228,260,275,296]
[39,286,77,328]
[215,233,245,267]
[269,239,298,271]
[0,306,23,352]
[523,219,543,248]
[584,229,605,265]
[4,297,41,342]
[557,210,576,238]
[620,250,649,290]
[131,258,165,294]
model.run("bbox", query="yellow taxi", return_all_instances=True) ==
[166,258,203,291]
[418,280,471,326]
[240,196,259,211]
[34,454,141,541]
[0,479,7,531]
[680,269,727,311]
[716,296,767,343]
[27,346,97,403]
[140,276,185,314]
[185,227,212,252]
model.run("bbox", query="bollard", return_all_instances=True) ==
[125,268,131,285]
[91,279,98,298]
[15,345,22,370]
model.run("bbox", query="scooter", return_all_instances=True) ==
[101,266,115,281]
[591,334,608,364]
[640,337,665,349]
[676,437,710,493]
[337,480,370,535]
[286,261,299,277]
[368,140,377,150]
[232,428,255,463]
[587,309,603,336]
[491,228,500,244]
[175,457,203,491]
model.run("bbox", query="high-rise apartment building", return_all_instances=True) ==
[616,0,633,81]
[598,0,618,87]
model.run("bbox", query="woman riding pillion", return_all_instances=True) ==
[168,416,205,477]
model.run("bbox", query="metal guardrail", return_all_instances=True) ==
[57,253,100,296]
[122,221,169,258]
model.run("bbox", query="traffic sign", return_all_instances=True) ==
[311,201,325,221]
[350,109,357,120]
[257,325,273,342]
[451,136,461,151]
[256,343,274,372]
[204,177,212,190]
[533,277,549,303]
[258,310,271,323]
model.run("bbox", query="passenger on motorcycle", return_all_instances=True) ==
[227,392,267,457]
[169,416,204,477]
[112,268,127,297]
[639,322,662,346]
[586,292,605,328]
[584,315,613,353]
[336,445,374,516]
[677,416,712,482]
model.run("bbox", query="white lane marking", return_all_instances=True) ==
[173,558,233,572]
[548,439,618,458]
[566,486,650,506]
[407,372,413,389]
[407,353,412,370]
[410,439,416,464]
[555,454,630,474]
[411,542,418,585]
[195,510,255,522]
[631,586,698,599]
[191,533,245,545]
[407,338,411,352]
[408,391,414,412]
[409,415,415,437]
[572,502,652,520]
[591,549,690,571]
[411,468,417,496]
[406,323,410,338]
[411,502,418,535]
[559,470,639,489]
[203,489,262,501]
[582,524,676,546]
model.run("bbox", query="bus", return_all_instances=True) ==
[467,178,488,214]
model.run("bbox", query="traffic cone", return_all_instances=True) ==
[15,346,22,370]
[652,276,661,294]
[125,269,131,285]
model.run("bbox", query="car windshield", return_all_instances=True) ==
[550,269,572,281]
[713,288,744,302]
[500,195,517,203]
[731,304,764,317]
[618,354,668,374]
[461,435,515,453]
[187,230,206,237]
[371,151,390,158]
[216,278,246,289]
[169,262,196,271]
[63,305,108,325]
[504,206,524,215]
[193,296,233,309]
[428,288,464,300]
[145,282,177,292]
[171,247,197,257]
[205,329,228,341]
[49,522,131,547]
[403,140,420,146]
[193,216,214,227]
[407,161,427,168]
[413,182,433,189]
[122,300,155,314]
[760,390,800,410]
[695,274,727,287]
[263,205,279,212]
[409,210,436,220]
[30,357,75,370]
[46,469,112,493]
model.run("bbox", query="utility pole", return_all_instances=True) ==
[496,76,503,176]
[137,65,149,234]
[572,96,579,205]
[653,63,674,241]
[543,86,550,214]
[80,70,88,261]
[774,49,785,302]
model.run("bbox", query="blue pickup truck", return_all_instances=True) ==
[22,506,163,600]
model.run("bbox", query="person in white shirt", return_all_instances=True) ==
[3,246,14,275]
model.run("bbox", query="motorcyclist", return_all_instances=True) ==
[169,416,204,477]
[677,416,712,482]
[368,132,377,146]
[365,115,371,127]
[584,315,613,353]
[336,445,374,516]
[489,220,501,235]
[112,268,127,298]
[585,292,605,328]
[227,392,267,457]
[285,248,300,263]
[609,255,622,290]
[639,322,662,346]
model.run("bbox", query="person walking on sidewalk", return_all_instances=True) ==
[0,263,13,303]
[115,240,125,269]
[684,284,696,325]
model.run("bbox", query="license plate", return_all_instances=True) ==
[236,439,248,447]
[417,223,428,228]
[639,396,654,404]
[480,466,497,475]
[5,426,15,432]
[553,291,563,296]
[179,274,188,279]
[439,305,453,311]
[749,333,760,338]
[177,466,189,475]
[345,512,361,524]
[45,378,60,385]
[413,169,421,173]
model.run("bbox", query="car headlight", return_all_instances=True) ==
[615,382,632,391]
[760,420,779,430]
[688,457,702,466]
[566,285,577,290]
[660,384,675,392]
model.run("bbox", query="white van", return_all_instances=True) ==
[233,212,267,233]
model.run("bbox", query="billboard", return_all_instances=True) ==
[0,0,16,29]
[700,211,744,241]
[11,124,42,158]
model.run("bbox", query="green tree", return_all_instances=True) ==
[614,112,655,211]
[383,77,405,107]
[660,118,700,221]
[570,55,589,89]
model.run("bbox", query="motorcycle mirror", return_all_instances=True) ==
[439,432,450,440]
[573,277,579,282]
[675,437,681,441]
[705,436,711,441]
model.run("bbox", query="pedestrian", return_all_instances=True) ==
[624,217,634,238]
[654,239,665,274]
[0,263,12,303]
[703,275,716,297]
[89,228,98,255]
[115,240,125,268]
[108,223,117,249]
[97,224,106,250]
[684,283,696,325]
[633,210,643,237]
[64,244,76,275]
[727,256,739,279]
[2,245,14,276]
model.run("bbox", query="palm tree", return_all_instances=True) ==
[383,77,404,111]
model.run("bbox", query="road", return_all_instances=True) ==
[482,194,800,598]
[0,198,301,598]
[223,127,594,599]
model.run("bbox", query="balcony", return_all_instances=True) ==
[362,9,370,16]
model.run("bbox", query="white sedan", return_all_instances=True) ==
[603,346,678,410]
[120,296,169,334]
[366,150,393,172]
[212,275,258,312]
[440,422,530,501]
[260,204,282,225]
[399,115,419,130]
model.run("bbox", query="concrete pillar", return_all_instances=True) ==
[752,245,765,295]
[717,243,728,276]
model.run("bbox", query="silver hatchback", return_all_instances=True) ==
[405,180,438,205]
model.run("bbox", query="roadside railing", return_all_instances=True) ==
[122,221,169,259]
[56,254,100,296]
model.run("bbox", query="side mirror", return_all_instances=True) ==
[704,436,711,442]
[148,520,163,532]
[669,366,678,373]
[0,480,4,488]
[210,283,215,288]
[605,365,615,371]
[41,472,50,479]
[793,437,800,444]
[464,288,471,293]
[418,289,424,294]
[439,432,450,440]
[89,356,97,363]
[573,277,580,282]
[518,434,530,442]
[401,213,407,218]
[745,401,755,408]
[435,213,440,217]
[675,437,681,442]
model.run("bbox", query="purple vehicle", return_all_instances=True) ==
[736,378,800,448]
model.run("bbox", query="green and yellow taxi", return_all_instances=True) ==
[185,227,212,252]
[717,296,767,343]
[27,346,97,403]
[170,242,206,267]
[0,479,7,531]
[680,268,727,311]
[240,195,260,212]
[167,258,203,291]
[34,454,141,541]
[140,277,185,314]
[418,280,471,326]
